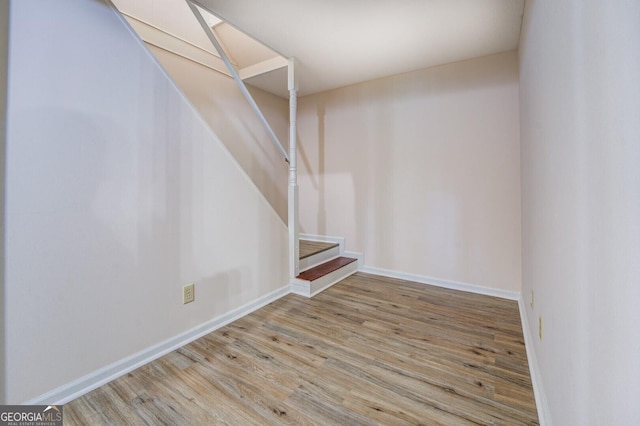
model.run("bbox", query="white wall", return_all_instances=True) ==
[148,45,289,221]
[297,52,521,292]
[0,0,9,405]
[4,0,288,404]
[519,0,640,424]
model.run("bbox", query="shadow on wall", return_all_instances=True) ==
[316,98,326,235]
[200,269,242,314]
[207,83,289,220]
[297,96,324,235]
[0,0,7,405]
[146,45,289,223]
[6,107,169,402]
[296,52,521,290]
[368,81,395,266]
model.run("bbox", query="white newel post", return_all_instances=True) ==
[288,58,299,280]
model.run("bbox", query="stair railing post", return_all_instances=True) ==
[288,58,299,280]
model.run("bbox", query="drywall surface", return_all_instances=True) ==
[297,52,521,292]
[5,0,287,403]
[0,0,9,405]
[148,45,289,221]
[519,0,640,423]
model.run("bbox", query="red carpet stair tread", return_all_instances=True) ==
[296,256,357,281]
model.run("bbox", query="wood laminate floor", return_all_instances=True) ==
[65,273,539,425]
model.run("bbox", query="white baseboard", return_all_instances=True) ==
[343,251,364,270]
[360,265,520,301]
[26,284,290,405]
[518,298,552,426]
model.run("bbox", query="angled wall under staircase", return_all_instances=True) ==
[147,45,289,222]
[3,0,287,404]
[110,0,290,222]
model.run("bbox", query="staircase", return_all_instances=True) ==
[180,5,359,298]
[291,239,359,297]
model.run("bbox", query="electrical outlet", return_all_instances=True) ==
[539,316,543,340]
[183,283,195,304]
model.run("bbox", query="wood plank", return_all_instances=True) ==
[64,272,539,425]
[296,256,357,281]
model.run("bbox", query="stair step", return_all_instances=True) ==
[299,240,339,260]
[297,256,357,281]
[299,239,341,272]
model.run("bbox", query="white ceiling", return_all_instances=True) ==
[194,0,525,97]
